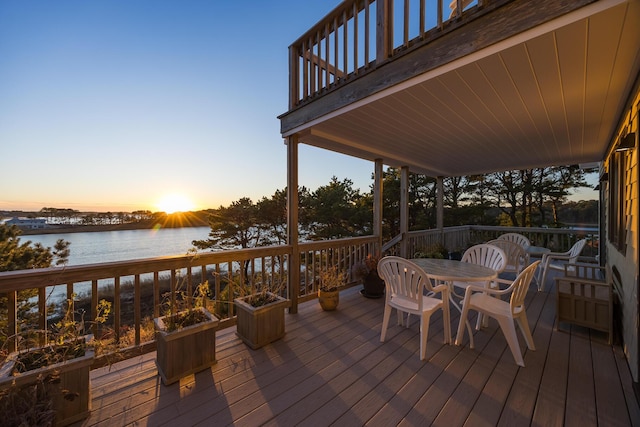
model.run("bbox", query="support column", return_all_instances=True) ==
[374,159,383,254]
[286,135,300,314]
[437,176,444,244]
[400,166,409,258]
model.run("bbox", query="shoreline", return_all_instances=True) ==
[17,214,210,235]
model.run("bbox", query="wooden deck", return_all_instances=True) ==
[78,273,640,426]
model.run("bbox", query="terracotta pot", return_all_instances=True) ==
[318,289,340,311]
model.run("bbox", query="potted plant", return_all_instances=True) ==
[414,243,449,259]
[355,254,385,298]
[317,265,345,311]
[154,280,219,385]
[0,297,111,427]
[234,286,290,350]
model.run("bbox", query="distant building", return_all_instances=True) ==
[5,217,48,229]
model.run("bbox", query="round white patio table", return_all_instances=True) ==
[411,258,497,349]
[526,245,551,257]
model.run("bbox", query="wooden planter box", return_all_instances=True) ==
[234,293,290,350]
[555,263,612,344]
[0,346,94,427]
[154,307,219,385]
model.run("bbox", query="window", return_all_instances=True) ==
[608,144,628,253]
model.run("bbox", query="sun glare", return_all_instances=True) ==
[157,193,194,214]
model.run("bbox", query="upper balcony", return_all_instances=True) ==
[279,0,640,177]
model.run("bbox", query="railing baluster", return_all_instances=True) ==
[353,1,359,74]
[8,290,17,353]
[38,287,46,346]
[114,276,121,342]
[134,274,141,346]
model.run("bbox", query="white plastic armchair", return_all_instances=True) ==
[377,256,451,360]
[498,233,531,250]
[455,244,506,291]
[487,239,528,276]
[536,239,587,291]
[455,261,540,367]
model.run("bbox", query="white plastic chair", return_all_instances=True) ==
[455,244,506,331]
[455,261,540,367]
[536,239,587,291]
[487,239,528,276]
[498,233,531,250]
[455,244,506,291]
[378,256,451,360]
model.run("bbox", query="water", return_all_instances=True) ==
[23,227,212,266]
[19,227,213,303]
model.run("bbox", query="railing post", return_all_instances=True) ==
[376,0,393,63]
[289,44,299,109]
[287,135,300,313]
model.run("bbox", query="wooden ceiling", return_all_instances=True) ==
[285,0,640,177]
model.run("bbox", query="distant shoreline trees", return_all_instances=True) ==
[3,166,596,246]
[192,166,596,251]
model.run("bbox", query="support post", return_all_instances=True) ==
[437,176,444,244]
[374,159,384,254]
[400,166,409,257]
[286,135,300,314]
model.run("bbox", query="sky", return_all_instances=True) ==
[0,1,597,213]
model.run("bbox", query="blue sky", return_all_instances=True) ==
[0,0,375,212]
[0,1,596,213]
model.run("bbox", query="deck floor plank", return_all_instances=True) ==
[70,278,640,427]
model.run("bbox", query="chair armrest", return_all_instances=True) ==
[464,282,512,297]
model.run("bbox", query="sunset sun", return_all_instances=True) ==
[157,193,194,214]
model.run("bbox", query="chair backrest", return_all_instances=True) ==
[568,239,587,263]
[487,239,526,271]
[508,261,540,315]
[377,256,433,308]
[497,233,531,249]
[461,244,506,274]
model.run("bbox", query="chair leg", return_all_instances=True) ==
[497,316,525,367]
[515,313,536,351]
[538,267,549,292]
[380,305,392,342]
[397,310,404,327]
[442,302,451,344]
[455,304,470,346]
[420,313,431,360]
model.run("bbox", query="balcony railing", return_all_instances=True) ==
[0,235,378,363]
[288,0,486,107]
[0,226,597,366]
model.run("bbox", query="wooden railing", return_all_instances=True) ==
[0,226,597,365]
[0,236,379,361]
[400,225,600,259]
[289,0,485,107]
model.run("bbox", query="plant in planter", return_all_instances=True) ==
[154,280,219,385]
[234,280,290,350]
[414,243,449,259]
[355,254,385,298]
[0,297,111,427]
[317,265,346,311]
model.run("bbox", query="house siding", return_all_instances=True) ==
[605,86,639,381]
